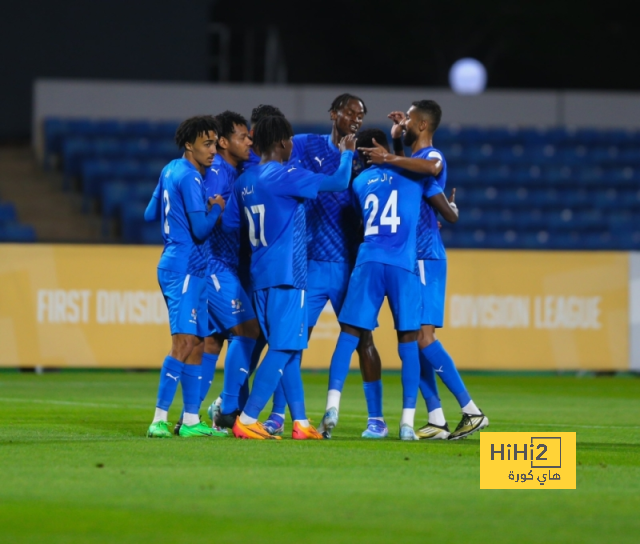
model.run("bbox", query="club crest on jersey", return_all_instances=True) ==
[231,299,244,314]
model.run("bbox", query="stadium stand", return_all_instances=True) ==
[0,198,36,243]
[43,118,640,248]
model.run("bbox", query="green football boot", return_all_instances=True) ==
[147,420,173,438]
[178,420,216,437]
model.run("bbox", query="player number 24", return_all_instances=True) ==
[245,204,268,247]
[364,190,400,235]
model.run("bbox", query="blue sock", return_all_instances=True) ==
[243,349,293,420]
[181,364,202,415]
[199,352,219,404]
[271,381,287,415]
[281,351,305,420]
[418,350,442,411]
[328,332,360,391]
[220,335,256,414]
[398,341,420,409]
[421,340,470,408]
[239,335,267,411]
[363,380,383,418]
[156,356,184,411]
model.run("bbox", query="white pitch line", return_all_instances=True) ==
[0,397,147,409]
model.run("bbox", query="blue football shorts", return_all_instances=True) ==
[206,269,256,335]
[418,259,447,328]
[252,286,308,351]
[339,262,421,332]
[158,268,208,337]
[306,260,352,327]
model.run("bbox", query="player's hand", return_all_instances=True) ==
[208,194,226,213]
[339,133,357,153]
[358,138,390,165]
[388,111,406,139]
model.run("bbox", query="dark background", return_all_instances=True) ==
[1,0,638,140]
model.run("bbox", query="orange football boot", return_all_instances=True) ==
[292,421,324,440]
[232,417,281,440]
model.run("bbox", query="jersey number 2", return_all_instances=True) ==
[364,190,400,235]
[245,204,268,247]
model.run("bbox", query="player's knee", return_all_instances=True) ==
[204,334,224,355]
[171,334,196,361]
[417,326,437,350]
[398,330,419,343]
[232,319,260,340]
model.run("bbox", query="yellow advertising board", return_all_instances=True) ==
[0,245,629,370]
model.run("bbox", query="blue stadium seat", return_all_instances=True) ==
[0,202,17,225]
[0,223,36,242]
[120,201,148,243]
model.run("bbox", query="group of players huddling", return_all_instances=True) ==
[144,94,489,441]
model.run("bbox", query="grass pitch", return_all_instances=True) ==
[0,371,639,544]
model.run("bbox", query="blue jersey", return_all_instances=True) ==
[352,165,424,273]
[240,148,261,172]
[234,160,343,291]
[155,158,209,277]
[414,147,447,260]
[203,154,240,274]
[290,134,363,263]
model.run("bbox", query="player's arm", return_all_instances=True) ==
[428,188,458,224]
[317,134,357,191]
[220,188,241,234]
[187,195,225,240]
[144,182,162,221]
[282,135,357,198]
[180,174,225,241]
[359,140,443,176]
[388,111,406,157]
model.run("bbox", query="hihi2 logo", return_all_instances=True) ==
[480,432,576,489]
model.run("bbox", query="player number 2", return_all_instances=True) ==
[163,190,170,234]
[245,204,268,247]
[364,190,400,235]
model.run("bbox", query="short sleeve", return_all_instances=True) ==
[179,173,206,214]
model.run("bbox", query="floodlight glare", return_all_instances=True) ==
[449,58,487,95]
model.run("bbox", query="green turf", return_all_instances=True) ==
[0,372,639,543]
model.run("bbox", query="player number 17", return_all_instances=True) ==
[244,204,268,247]
[364,190,401,235]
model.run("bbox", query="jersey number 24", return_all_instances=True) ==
[364,190,400,235]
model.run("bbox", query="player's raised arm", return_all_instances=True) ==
[359,139,443,176]
[315,134,356,192]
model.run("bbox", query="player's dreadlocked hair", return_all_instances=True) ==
[356,128,389,152]
[215,110,248,143]
[252,115,294,154]
[412,100,442,132]
[329,93,368,114]
[174,115,219,149]
[250,104,285,125]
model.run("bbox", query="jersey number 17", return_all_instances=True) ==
[364,190,400,235]
[244,204,268,247]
